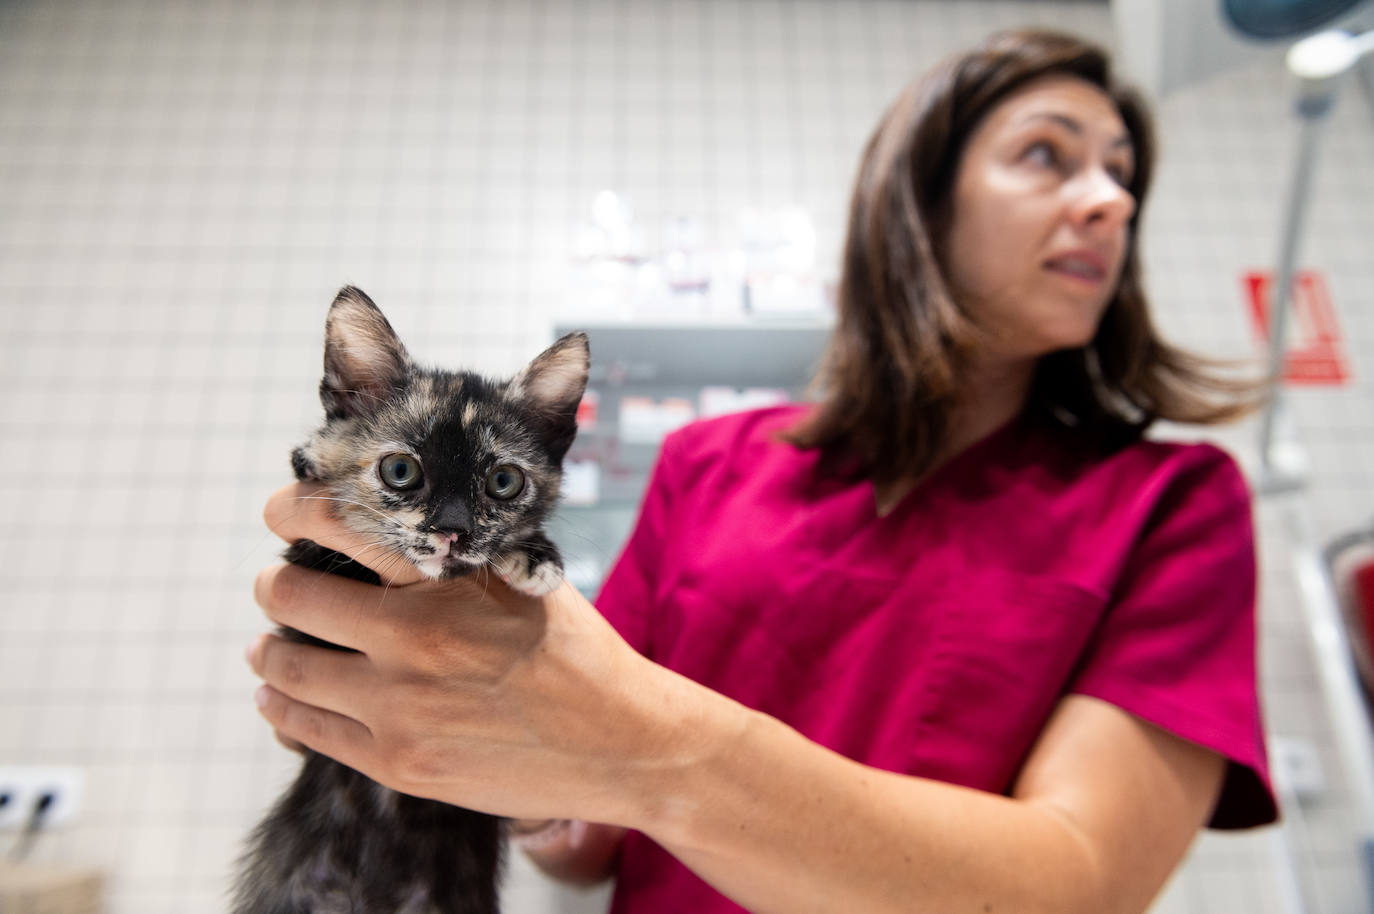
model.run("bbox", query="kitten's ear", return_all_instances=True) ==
[510,332,590,421]
[321,286,412,418]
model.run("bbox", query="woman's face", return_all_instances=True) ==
[943,75,1138,364]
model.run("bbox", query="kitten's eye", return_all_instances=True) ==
[379,453,424,490]
[484,465,525,500]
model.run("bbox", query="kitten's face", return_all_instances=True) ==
[293,287,588,581]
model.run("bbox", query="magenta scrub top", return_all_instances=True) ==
[596,405,1276,913]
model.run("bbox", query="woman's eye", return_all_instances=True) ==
[379,454,424,490]
[484,465,526,500]
[1023,140,1059,168]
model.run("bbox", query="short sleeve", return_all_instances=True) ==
[1068,447,1278,829]
[593,431,684,660]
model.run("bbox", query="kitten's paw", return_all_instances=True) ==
[494,553,564,596]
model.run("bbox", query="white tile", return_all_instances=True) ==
[3,0,1371,910]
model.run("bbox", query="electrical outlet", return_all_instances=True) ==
[0,767,84,830]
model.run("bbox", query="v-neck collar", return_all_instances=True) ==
[869,410,1030,520]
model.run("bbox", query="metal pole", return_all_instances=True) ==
[1255,93,1334,492]
[1256,27,1374,491]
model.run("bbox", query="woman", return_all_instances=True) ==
[247,29,1277,914]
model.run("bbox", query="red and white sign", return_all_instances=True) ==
[1243,269,1351,385]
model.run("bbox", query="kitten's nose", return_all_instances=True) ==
[430,502,472,539]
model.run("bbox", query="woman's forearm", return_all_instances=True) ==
[667,717,1099,914]
[617,665,1103,914]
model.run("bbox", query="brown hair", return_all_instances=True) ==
[784,29,1264,487]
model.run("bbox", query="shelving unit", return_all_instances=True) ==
[549,319,831,595]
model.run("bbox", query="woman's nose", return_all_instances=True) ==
[1069,167,1136,231]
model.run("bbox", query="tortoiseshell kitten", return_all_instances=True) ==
[232,287,589,914]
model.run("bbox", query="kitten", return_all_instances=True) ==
[232,286,589,914]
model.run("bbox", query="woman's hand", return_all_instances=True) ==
[246,481,712,826]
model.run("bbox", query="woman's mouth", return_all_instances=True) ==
[1044,252,1109,284]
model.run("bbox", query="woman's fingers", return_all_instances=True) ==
[254,683,374,764]
[262,481,428,586]
[274,731,307,755]
[247,632,373,716]
[254,562,397,652]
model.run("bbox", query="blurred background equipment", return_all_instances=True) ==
[1114,2,1374,909]
[1111,0,1373,96]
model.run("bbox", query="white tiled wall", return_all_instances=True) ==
[2,1,1371,912]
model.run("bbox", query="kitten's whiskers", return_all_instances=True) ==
[477,562,493,602]
[292,494,394,525]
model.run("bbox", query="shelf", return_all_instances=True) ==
[554,320,831,387]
